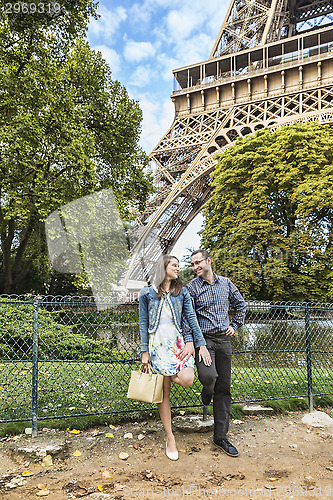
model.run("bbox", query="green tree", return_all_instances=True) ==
[179,246,196,285]
[202,122,333,302]
[0,3,153,294]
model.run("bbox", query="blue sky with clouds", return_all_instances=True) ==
[86,0,229,263]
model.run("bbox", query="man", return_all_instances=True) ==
[181,249,246,458]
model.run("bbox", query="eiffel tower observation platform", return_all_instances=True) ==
[172,25,333,116]
[125,0,333,287]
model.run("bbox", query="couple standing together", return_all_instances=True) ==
[139,249,247,461]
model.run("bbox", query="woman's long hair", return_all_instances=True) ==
[154,255,183,299]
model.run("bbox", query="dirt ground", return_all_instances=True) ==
[0,409,332,500]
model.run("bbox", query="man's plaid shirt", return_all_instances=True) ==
[182,274,247,342]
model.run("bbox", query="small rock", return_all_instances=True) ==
[302,412,333,429]
[173,415,214,433]
[242,405,274,415]
[7,437,67,461]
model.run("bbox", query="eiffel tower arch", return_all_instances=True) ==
[125,0,333,285]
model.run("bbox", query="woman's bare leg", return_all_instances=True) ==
[171,367,194,387]
[158,376,177,453]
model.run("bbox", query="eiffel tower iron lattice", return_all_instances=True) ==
[125,0,333,286]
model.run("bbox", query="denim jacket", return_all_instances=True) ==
[139,285,206,352]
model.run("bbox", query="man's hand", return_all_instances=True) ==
[225,326,235,336]
[198,345,212,366]
[179,342,195,362]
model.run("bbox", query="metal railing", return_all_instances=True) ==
[0,296,332,435]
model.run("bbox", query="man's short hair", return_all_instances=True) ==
[191,249,212,261]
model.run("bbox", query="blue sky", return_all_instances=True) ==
[86,0,229,264]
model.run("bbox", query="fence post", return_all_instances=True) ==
[304,304,313,412]
[31,297,39,437]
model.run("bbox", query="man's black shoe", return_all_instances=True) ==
[201,387,212,406]
[213,439,239,457]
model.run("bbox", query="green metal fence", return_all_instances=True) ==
[0,296,332,435]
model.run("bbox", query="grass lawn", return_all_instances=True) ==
[0,361,331,423]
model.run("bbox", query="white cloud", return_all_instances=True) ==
[133,94,175,154]
[127,2,152,29]
[154,54,179,82]
[152,0,227,55]
[88,5,127,42]
[93,45,122,76]
[165,9,199,40]
[154,32,214,85]
[172,213,204,264]
[124,40,156,62]
[174,33,216,66]
[129,65,158,87]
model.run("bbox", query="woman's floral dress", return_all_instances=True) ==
[149,294,195,376]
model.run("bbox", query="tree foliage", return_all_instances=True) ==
[202,122,333,302]
[178,246,196,285]
[0,2,153,294]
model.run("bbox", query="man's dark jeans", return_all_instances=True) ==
[195,333,232,440]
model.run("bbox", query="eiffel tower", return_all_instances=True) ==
[125,0,333,286]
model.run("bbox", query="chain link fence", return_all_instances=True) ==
[0,295,332,434]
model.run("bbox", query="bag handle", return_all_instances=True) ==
[139,363,157,375]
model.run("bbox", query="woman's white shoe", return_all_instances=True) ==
[166,441,178,461]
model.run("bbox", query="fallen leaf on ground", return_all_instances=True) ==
[109,424,115,429]
[36,490,50,496]
[119,452,129,460]
[124,433,133,439]
[101,471,113,479]
[179,411,185,415]
[138,434,145,440]
[37,484,47,489]
[22,471,34,477]
[233,419,244,424]
[266,477,278,481]
[73,450,82,457]
[41,455,53,467]
[105,433,114,438]
[114,483,124,491]
[70,429,81,434]
[180,449,186,453]
[6,477,25,488]
[97,485,103,492]
[133,443,139,450]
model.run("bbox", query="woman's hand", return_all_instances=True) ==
[141,351,151,368]
[178,341,195,362]
[198,345,212,366]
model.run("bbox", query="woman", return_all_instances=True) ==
[139,255,211,461]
